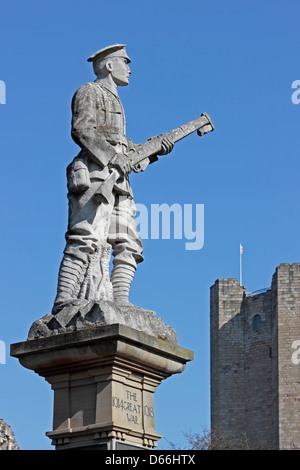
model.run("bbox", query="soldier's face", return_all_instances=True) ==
[110,58,131,86]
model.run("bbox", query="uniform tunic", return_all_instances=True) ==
[63,80,144,270]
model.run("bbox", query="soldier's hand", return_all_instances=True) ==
[110,153,131,176]
[157,137,174,156]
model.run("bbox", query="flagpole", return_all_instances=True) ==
[240,243,243,286]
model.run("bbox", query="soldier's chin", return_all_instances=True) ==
[117,78,129,86]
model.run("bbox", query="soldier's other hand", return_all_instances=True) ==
[158,137,174,155]
[110,153,131,176]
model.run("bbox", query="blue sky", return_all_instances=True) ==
[1,0,300,450]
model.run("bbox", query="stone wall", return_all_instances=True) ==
[0,419,19,450]
[242,290,273,449]
[273,263,300,449]
[210,263,300,450]
[210,279,245,443]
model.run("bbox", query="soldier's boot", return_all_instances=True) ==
[52,255,86,314]
[111,263,136,307]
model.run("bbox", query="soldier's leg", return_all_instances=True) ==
[53,186,114,311]
[108,195,144,305]
[54,253,86,306]
[110,263,136,305]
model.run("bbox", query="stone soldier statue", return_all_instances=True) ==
[27,44,213,339]
[53,44,174,313]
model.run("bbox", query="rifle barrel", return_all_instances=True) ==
[167,113,212,144]
[129,112,213,168]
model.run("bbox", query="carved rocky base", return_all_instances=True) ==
[27,300,178,345]
[11,324,193,450]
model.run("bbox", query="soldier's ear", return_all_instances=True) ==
[106,60,113,73]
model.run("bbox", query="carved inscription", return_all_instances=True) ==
[112,389,154,425]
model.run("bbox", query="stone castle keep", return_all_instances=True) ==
[210,263,300,450]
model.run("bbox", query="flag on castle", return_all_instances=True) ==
[240,243,243,286]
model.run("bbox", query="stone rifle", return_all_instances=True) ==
[95,112,214,202]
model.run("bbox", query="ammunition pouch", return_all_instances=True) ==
[67,156,91,194]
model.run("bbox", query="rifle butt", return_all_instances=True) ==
[93,168,119,203]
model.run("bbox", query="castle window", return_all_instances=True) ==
[252,314,261,331]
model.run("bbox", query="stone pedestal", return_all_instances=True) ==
[11,323,193,450]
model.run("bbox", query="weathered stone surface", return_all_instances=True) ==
[27,300,178,344]
[26,44,213,343]
[11,323,193,450]
[211,263,300,450]
[49,43,213,320]
[0,419,19,450]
